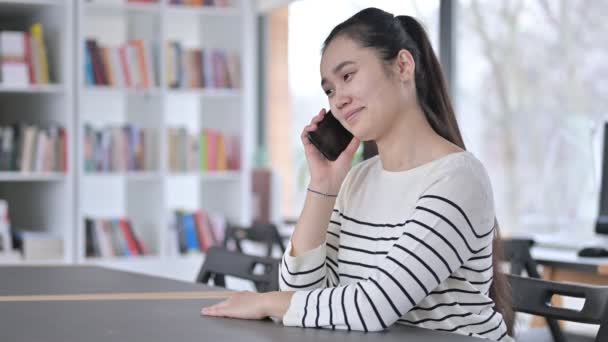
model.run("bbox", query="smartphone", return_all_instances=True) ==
[307,110,353,161]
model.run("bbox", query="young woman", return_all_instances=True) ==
[202,7,513,341]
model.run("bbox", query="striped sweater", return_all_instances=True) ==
[279,151,513,341]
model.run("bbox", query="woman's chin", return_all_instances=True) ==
[351,129,373,143]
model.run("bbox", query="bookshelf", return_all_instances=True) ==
[0,0,256,281]
[0,0,74,262]
[74,0,255,280]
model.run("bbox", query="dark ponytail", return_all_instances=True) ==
[323,8,513,335]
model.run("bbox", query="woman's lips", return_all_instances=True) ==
[345,107,363,122]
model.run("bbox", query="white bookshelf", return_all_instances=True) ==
[0,84,65,93]
[74,0,255,279]
[0,0,75,262]
[0,172,66,182]
[0,0,256,281]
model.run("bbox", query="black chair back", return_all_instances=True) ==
[503,238,541,277]
[196,246,280,292]
[509,274,608,342]
[223,223,285,257]
[503,238,566,342]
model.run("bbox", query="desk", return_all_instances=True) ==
[532,247,608,285]
[0,265,220,296]
[0,265,485,342]
[0,298,485,342]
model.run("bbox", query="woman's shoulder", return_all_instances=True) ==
[342,151,494,195]
[425,151,495,207]
[435,151,493,190]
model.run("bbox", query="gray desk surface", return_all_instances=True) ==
[0,265,216,296]
[532,247,608,275]
[0,298,485,342]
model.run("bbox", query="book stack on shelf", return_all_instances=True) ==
[84,39,158,89]
[84,124,157,173]
[0,199,64,262]
[169,209,226,255]
[169,0,232,7]
[15,230,64,261]
[0,199,13,259]
[165,42,240,90]
[167,127,240,173]
[85,217,148,258]
[0,23,51,87]
[0,124,67,173]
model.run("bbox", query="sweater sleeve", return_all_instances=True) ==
[278,169,353,292]
[281,166,496,332]
[278,207,342,291]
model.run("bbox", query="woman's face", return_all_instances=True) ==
[320,36,411,141]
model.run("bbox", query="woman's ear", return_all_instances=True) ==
[395,49,415,82]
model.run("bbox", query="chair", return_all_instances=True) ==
[223,223,286,257]
[508,274,608,342]
[503,238,567,341]
[502,238,542,277]
[196,246,280,292]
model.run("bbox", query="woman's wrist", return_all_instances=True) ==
[308,180,340,196]
[262,291,294,319]
[307,187,338,198]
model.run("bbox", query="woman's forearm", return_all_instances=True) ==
[290,184,337,256]
[263,291,294,319]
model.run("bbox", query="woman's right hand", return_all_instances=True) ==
[301,108,360,194]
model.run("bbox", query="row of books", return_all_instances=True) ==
[85,217,148,258]
[0,24,50,86]
[169,209,226,255]
[84,124,157,172]
[0,124,67,173]
[169,0,232,6]
[166,43,240,89]
[167,127,240,172]
[84,39,157,89]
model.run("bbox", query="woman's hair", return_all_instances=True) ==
[322,7,513,335]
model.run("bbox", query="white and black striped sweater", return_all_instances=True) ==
[280,152,513,341]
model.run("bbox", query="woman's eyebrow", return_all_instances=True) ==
[321,60,356,87]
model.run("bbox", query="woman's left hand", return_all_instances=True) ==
[201,292,268,320]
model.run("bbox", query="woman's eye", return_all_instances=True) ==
[344,72,354,81]
[324,89,334,96]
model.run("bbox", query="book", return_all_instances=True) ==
[174,211,188,253]
[0,199,11,253]
[30,23,50,84]
[19,230,63,260]
[0,31,29,86]
[182,213,200,253]
[84,218,100,257]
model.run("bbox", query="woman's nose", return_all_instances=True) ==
[335,91,351,110]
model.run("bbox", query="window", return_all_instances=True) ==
[455,0,608,234]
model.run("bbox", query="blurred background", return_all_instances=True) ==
[0,0,606,288]
[0,0,607,339]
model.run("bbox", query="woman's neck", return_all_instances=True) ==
[375,106,460,172]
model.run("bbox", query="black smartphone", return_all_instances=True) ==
[308,110,353,161]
